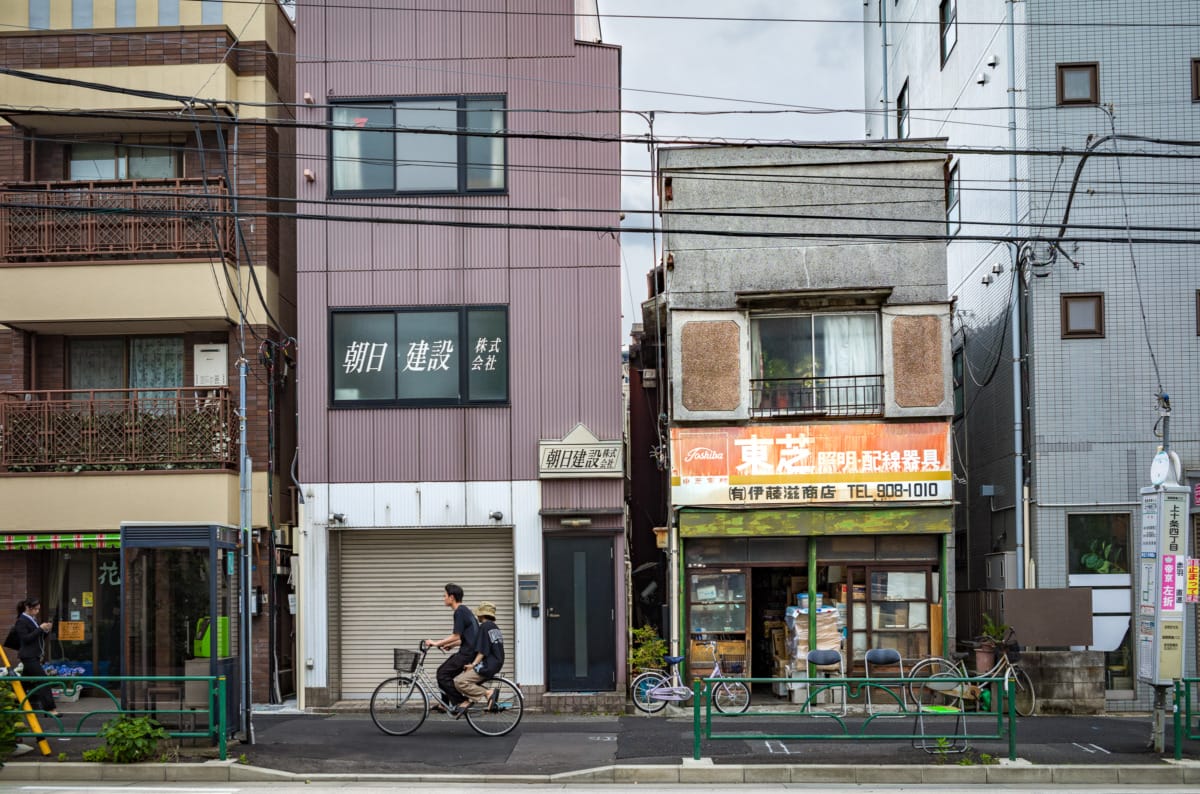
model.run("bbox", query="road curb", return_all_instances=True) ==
[3,761,1199,785]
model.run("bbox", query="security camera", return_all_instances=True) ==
[489,511,504,521]
[330,513,346,523]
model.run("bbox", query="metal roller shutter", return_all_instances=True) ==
[337,528,515,698]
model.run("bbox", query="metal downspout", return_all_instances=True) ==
[881,0,889,137]
[1007,0,1026,588]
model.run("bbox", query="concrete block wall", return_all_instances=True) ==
[1020,650,1105,715]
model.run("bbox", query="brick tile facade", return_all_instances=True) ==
[0,15,296,706]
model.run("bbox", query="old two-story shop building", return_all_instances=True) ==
[642,143,958,683]
[293,1,627,711]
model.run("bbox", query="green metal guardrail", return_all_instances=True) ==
[1,674,229,760]
[1174,677,1199,761]
[691,674,1018,762]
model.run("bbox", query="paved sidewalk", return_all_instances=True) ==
[3,707,1199,785]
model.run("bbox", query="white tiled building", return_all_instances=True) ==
[865,0,1199,709]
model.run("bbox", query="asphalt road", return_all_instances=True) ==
[226,711,1194,776]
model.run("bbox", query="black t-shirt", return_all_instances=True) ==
[473,618,505,677]
[451,604,478,657]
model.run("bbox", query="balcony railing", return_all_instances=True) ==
[0,178,235,263]
[0,387,235,472]
[750,374,885,418]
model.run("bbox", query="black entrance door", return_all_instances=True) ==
[545,535,616,691]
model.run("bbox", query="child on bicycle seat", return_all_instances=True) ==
[453,601,505,715]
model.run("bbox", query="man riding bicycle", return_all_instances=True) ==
[426,583,477,714]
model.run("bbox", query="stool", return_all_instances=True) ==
[805,649,846,715]
[146,685,193,730]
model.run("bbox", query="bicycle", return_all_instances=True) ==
[905,629,1036,717]
[630,640,751,715]
[369,641,524,737]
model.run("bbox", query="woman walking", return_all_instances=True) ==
[13,598,58,716]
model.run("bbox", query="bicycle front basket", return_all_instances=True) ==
[721,655,746,675]
[393,648,419,673]
[1004,642,1022,662]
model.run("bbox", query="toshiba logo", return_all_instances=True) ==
[684,447,723,462]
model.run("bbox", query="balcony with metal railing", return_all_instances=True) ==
[750,374,885,418]
[0,387,235,472]
[0,178,235,263]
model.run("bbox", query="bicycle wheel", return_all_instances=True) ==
[631,671,668,714]
[907,657,962,709]
[464,677,524,737]
[712,681,751,714]
[1006,666,1036,717]
[369,675,428,736]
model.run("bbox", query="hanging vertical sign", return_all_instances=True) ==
[1136,454,1189,687]
[1185,558,1200,604]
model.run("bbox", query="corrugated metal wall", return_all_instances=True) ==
[296,0,622,487]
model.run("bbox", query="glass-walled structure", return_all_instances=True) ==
[121,523,241,733]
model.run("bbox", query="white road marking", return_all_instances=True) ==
[764,739,791,754]
[1071,742,1109,754]
[19,788,239,793]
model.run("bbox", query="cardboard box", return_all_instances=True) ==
[771,628,787,660]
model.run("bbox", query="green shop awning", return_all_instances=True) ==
[679,506,952,537]
[2,533,120,551]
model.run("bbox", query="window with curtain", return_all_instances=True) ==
[115,0,136,26]
[72,0,93,28]
[332,96,506,194]
[29,0,51,29]
[69,336,184,402]
[751,313,881,415]
[68,144,178,181]
[158,0,180,26]
[201,0,222,25]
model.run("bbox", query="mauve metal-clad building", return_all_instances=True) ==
[294,0,624,710]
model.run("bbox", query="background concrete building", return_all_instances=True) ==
[293,0,624,711]
[0,0,297,710]
[636,142,955,689]
[865,1,1200,708]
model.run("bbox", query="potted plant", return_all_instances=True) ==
[760,355,817,410]
[1079,538,1125,574]
[43,663,86,702]
[974,612,1009,673]
[628,625,668,676]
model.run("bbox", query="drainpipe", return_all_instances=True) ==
[880,1,890,138]
[1006,0,1026,589]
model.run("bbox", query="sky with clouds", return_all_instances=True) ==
[598,1,867,341]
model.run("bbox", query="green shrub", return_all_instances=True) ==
[0,680,22,768]
[628,625,668,674]
[89,715,168,764]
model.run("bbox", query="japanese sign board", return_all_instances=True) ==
[538,424,622,479]
[670,422,951,507]
[57,622,85,642]
[331,307,508,405]
[1187,558,1200,604]
[1136,485,1189,686]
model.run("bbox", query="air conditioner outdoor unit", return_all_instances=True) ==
[984,551,1016,590]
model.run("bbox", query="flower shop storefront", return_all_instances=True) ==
[1,532,123,693]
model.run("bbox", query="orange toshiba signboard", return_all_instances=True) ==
[670,422,952,507]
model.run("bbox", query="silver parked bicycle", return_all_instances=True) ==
[630,640,751,714]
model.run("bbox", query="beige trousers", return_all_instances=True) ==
[453,669,488,704]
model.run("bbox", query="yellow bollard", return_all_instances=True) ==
[0,646,52,756]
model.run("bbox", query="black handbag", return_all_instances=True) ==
[3,625,18,650]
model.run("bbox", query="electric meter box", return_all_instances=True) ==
[194,344,229,387]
